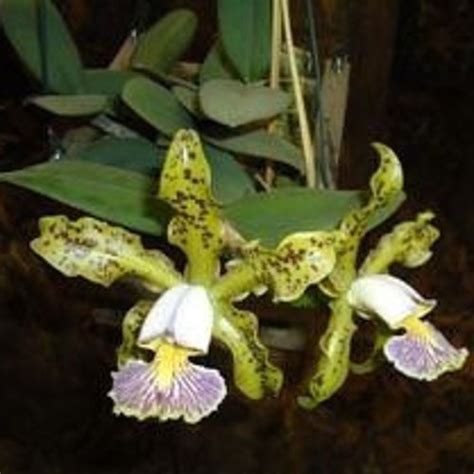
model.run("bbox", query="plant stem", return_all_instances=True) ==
[265,0,283,186]
[280,0,316,188]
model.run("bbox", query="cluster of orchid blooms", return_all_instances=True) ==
[30,130,468,424]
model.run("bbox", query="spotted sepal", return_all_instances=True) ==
[117,300,152,367]
[360,211,440,275]
[298,297,356,409]
[320,143,404,296]
[158,129,224,285]
[213,302,283,400]
[31,215,182,288]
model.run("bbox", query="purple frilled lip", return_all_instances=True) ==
[109,353,227,424]
[384,321,468,381]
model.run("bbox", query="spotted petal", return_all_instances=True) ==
[298,297,356,409]
[213,302,283,399]
[158,130,224,285]
[110,349,226,423]
[320,143,404,296]
[360,211,440,275]
[31,216,182,289]
[214,231,341,303]
[117,300,152,367]
[384,321,468,381]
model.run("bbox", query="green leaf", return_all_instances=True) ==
[200,79,291,127]
[131,9,198,74]
[199,41,238,84]
[224,188,405,248]
[206,130,303,171]
[70,136,163,175]
[1,0,83,93]
[83,69,136,95]
[30,95,108,116]
[217,0,271,82]
[122,77,194,136]
[172,85,202,117]
[0,161,170,236]
[204,144,255,204]
[68,135,254,204]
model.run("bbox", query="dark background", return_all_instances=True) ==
[0,1,473,473]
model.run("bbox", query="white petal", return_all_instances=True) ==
[138,284,191,344]
[172,285,214,353]
[347,274,436,328]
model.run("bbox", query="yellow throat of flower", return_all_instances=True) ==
[150,342,194,390]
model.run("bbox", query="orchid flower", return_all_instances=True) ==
[347,274,468,381]
[31,129,341,423]
[299,145,468,409]
[299,143,404,409]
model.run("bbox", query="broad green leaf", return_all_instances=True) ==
[172,86,202,117]
[70,136,163,175]
[69,135,253,204]
[0,160,170,236]
[217,0,271,81]
[131,9,198,74]
[122,77,194,136]
[224,188,405,248]
[83,69,136,95]
[200,79,291,127]
[30,94,108,116]
[204,144,255,204]
[31,215,181,288]
[206,130,303,171]
[199,41,238,84]
[1,0,83,93]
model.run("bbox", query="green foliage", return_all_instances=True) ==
[29,95,109,116]
[217,0,271,82]
[122,77,195,136]
[83,69,136,95]
[206,130,303,170]
[199,41,238,83]
[0,160,169,235]
[131,9,198,74]
[199,79,291,127]
[225,188,405,247]
[1,0,84,93]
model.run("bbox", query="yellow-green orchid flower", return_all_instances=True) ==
[299,143,404,409]
[300,147,468,409]
[347,274,468,381]
[31,129,341,423]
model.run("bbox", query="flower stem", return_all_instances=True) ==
[280,0,316,188]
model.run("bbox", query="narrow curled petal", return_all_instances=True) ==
[298,297,356,409]
[360,211,440,275]
[320,144,404,296]
[158,130,224,284]
[347,274,436,328]
[139,284,214,354]
[384,320,468,381]
[31,216,182,289]
[213,302,283,399]
[109,343,226,423]
[117,300,153,367]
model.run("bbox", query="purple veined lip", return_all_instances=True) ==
[109,354,227,424]
[384,322,468,381]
